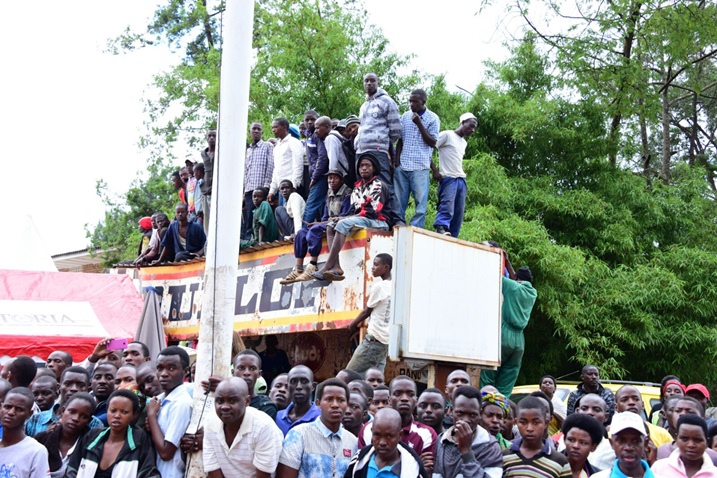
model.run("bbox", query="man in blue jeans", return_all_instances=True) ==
[432,113,478,237]
[303,116,331,226]
[395,89,440,228]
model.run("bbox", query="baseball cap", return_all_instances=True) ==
[610,412,647,436]
[326,169,343,177]
[459,112,477,124]
[686,384,710,400]
[184,159,195,167]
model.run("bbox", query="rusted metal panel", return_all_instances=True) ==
[134,229,393,341]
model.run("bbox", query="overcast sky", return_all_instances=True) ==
[1,0,529,256]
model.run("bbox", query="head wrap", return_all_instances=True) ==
[663,380,685,396]
[138,217,152,231]
[481,391,510,416]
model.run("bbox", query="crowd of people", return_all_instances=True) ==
[127,72,480,267]
[2,340,717,477]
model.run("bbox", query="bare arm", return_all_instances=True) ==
[146,400,178,461]
[208,471,224,478]
[348,306,373,332]
[413,114,437,148]
[276,464,299,478]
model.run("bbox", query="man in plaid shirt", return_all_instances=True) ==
[243,122,274,240]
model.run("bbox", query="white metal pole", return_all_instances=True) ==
[186,1,254,476]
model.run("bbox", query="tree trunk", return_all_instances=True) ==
[660,70,671,184]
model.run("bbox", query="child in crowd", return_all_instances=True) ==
[314,151,389,281]
[502,396,570,478]
[172,170,186,205]
[345,253,393,375]
[185,161,197,221]
[240,187,279,250]
[274,179,305,240]
[281,170,352,283]
[193,162,205,225]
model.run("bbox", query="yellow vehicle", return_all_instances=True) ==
[511,380,662,417]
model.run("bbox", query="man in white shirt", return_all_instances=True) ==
[204,377,283,478]
[432,112,478,238]
[269,118,304,206]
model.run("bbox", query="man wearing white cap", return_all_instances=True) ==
[431,113,478,237]
[592,412,656,478]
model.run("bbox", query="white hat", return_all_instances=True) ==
[610,412,647,436]
[459,112,477,124]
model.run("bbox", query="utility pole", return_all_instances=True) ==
[185,1,255,476]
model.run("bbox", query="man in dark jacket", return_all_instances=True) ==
[566,365,616,418]
[344,408,428,478]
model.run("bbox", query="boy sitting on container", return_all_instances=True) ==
[274,179,305,240]
[240,187,279,250]
[281,169,352,284]
[345,253,393,374]
[314,152,389,281]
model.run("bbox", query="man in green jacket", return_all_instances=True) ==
[481,253,537,398]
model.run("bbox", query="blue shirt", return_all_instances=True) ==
[276,402,322,436]
[607,459,655,478]
[399,109,440,171]
[367,454,401,478]
[279,418,358,478]
[156,385,193,478]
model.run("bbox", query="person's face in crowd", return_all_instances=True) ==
[452,395,482,433]
[0,393,33,431]
[371,257,390,279]
[299,122,307,137]
[172,175,183,190]
[0,360,12,380]
[123,343,148,367]
[315,120,331,140]
[677,423,707,465]
[565,427,597,467]
[46,352,69,380]
[576,395,607,424]
[460,119,478,137]
[180,168,189,183]
[186,162,194,175]
[501,406,516,435]
[115,367,137,388]
[344,122,359,138]
[61,372,89,403]
[327,173,343,192]
[269,375,289,409]
[710,434,717,453]
[279,181,294,201]
[91,365,116,400]
[409,93,425,114]
[416,392,445,431]
[664,383,684,399]
[107,396,135,432]
[318,386,349,430]
[60,398,94,435]
[175,205,189,223]
[189,361,196,382]
[664,400,679,430]
[271,121,284,138]
[540,377,556,398]
[151,215,158,230]
[194,166,204,180]
[288,368,313,407]
[31,380,59,412]
[674,399,702,421]
[445,370,470,402]
[371,389,390,414]
[363,73,378,96]
[252,190,266,207]
[343,393,367,432]
[304,114,317,134]
[215,380,250,426]
[480,402,504,436]
[233,355,261,393]
[250,123,263,144]
[206,130,217,147]
[390,379,417,419]
[516,407,547,446]
[686,391,710,409]
[582,366,600,389]
[616,386,644,415]
[156,354,186,394]
[372,416,401,461]
[137,367,162,398]
[358,158,375,181]
[610,429,647,473]
[365,369,384,389]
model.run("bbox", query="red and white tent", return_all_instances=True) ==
[0,269,143,362]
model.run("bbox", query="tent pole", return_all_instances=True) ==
[186,1,254,476]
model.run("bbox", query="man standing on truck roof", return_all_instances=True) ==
[200,128,216,235]
[566,365,616,418]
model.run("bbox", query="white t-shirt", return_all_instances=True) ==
[286,192,306,234]
[366,279,392,344]
[436,130,467,178]
[0,436,51,478]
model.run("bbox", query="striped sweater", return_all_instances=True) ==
[502,438,571,478]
